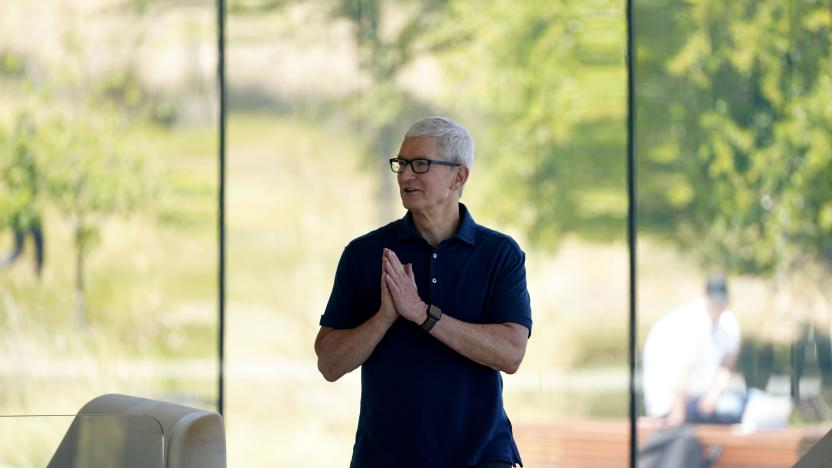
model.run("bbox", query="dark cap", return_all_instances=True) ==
[705,275,729,301]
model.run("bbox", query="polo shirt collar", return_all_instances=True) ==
[397,203,478,245]
[454,203,478,245]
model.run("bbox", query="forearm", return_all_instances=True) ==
[315,312,396,382]
[703,366,732,401]
[666,387,688,425]
[665,369,690,425]
[429,313,528,374]
[703,351,737,403]
[380,248,528,373]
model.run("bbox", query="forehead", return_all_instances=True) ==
[399,136,440,158]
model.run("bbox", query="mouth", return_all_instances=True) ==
[402,188,422,195]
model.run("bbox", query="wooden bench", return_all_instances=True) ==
[513,419,829,467]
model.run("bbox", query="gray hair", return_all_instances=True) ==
[404,116,475,168]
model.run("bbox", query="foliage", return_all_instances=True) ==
[0,115,41,233]
[0,107,155,322]
[429,0,830,276]
[328,0,452,221]
[637,0,832,274]
[0,0,172,321]
[433,0,628,248]
[35,112,153,246]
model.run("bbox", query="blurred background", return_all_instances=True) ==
[0,0,829,466]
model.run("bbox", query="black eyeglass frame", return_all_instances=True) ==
[389,157,462,174]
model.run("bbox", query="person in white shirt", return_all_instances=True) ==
[642,276,746,425]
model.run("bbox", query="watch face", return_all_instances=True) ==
[429,305,442,320]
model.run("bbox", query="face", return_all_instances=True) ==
[396,137,468,214]
[706,297,728,323]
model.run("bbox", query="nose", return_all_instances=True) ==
[398,162,417,179]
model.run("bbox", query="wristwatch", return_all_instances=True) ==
[420,304,442,332]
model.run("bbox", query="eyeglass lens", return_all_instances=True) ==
[391,159,432,173]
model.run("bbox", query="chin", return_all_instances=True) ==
[400,194,422,210]
[401,200,420,212]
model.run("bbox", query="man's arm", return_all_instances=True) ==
[382,249,529,374]
[315,255,398,382]
[698,352,737,415]
[666,366,691,426]
[315,313,396,382]
[429,315,528,374]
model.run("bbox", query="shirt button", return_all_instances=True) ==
[432,253,438,259]
[431,278,437,284]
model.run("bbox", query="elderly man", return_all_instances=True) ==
[315,116,532,468]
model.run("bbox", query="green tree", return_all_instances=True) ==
[1,2,161,324]
[434,0,628,247]
[34,113,153,325]
[0,114,45,276]
[636,0,832,274]
[228,0,450,220]
[330,0,450,221]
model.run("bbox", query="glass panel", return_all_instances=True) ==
[0,414,164,468]
[226,3,371,465]
[0,1,218,415]
[636,0,832,465]
[227,0,628,466]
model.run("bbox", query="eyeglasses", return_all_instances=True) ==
[389,157,461,174]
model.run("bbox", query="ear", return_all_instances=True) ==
[450,165,470,192]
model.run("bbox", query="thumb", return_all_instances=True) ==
[405,263,413,277]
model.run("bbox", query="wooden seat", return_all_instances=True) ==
[513,419,828,467]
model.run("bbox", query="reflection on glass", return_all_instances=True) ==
[0,0,218,419]
[637,0,832,465]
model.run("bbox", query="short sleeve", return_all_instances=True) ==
[320,245,363,329]
[488,243,533,335]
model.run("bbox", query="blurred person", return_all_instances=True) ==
[315,116,532,468]
[642,275,746,425]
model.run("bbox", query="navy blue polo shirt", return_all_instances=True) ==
[321,203,532,468]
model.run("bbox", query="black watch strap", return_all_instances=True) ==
[420,304,442,332]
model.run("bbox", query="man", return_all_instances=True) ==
[315,116,532,467]
[642,275,746,425]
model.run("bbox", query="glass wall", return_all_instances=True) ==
[226,0,628,466]
[636,0,832,464]
[0,1,218,464]
[5,0,829,467]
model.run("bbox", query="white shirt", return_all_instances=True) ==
[642,298,740,417]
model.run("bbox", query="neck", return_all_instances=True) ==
[411,203,461,247]
[705,300,724,327]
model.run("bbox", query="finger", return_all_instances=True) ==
[382,256,393,271]
[404,264,419,289]
[384,249,407,276]
[381,272,390,292]
[382,257,400,279]
[385,273,402,296]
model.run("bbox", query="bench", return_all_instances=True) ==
[512,419,828,467]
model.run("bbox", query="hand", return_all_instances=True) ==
[378,253,398,321]
[382,248,427,324]
[698,394,718,416]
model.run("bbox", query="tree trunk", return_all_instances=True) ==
[74,222,86,328]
